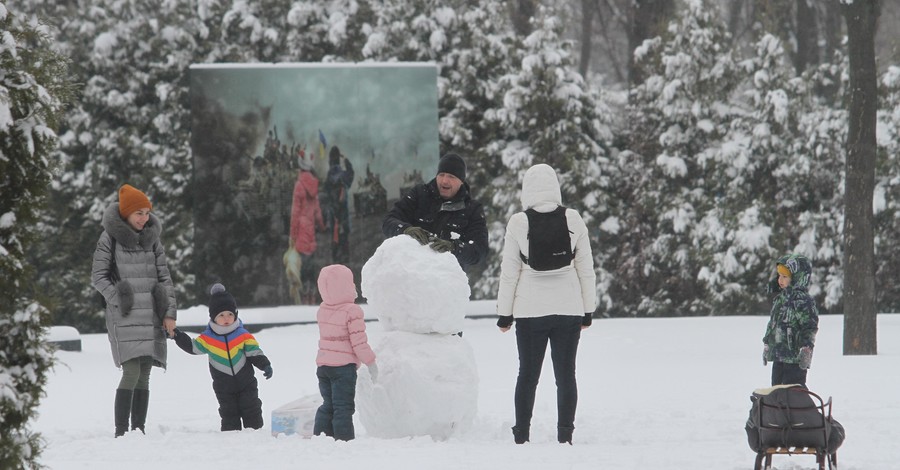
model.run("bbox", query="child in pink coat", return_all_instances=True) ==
[313,264,377,441]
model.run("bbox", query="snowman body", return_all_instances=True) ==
[358,236,478,440]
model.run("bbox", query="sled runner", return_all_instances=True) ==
[745,385,844,470]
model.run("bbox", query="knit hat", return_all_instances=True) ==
[776,264,791,277]
[208,283,238,319]
[118,184,152,218]
[437,153,466,182]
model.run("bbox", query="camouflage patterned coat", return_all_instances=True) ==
[763,254,819,364]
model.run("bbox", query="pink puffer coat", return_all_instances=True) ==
[315,264,376,367]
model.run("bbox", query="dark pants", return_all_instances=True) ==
[214,375,263,431]
[514,315,582,432]
[771,361,808,388]
[314,364,358,441]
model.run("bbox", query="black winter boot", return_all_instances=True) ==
[114,389,133,438]
[558,425,574,445]
[512,426,529,444]
[130,389,149,434]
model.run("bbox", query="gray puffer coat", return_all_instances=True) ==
[92,204,177,368]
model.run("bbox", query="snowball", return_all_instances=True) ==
[361,236,469,335]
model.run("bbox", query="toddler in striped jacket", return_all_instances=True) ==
[171,283,273,431]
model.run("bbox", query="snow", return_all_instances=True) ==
[36,306,900,469]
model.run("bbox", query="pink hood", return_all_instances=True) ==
[318,264,358,305]
[315,264,375,367]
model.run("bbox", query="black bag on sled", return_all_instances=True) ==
[745,384,845,453]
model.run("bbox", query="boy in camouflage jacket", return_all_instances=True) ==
[762,254,819,388]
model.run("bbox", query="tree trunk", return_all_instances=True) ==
[579,0,595,78]
[794,0,819,75]
[628,0,675,87]
[509,0,537,37]
[841,0,879,356]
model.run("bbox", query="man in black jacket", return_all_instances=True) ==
[382,153,488,270]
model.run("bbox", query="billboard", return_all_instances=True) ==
[190,63,440,306]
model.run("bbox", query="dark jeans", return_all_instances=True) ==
[514,315,582,432]
[771,361,808,389]
[314,364,358,441]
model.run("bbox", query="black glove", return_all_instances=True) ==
[582,312,593,327]
[497,315,514,328]
[403,226,432,245]
[263,365,273,380]
[429,238,453,253]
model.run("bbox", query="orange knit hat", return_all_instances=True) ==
[776,264,791,277]
[118,184,152,218]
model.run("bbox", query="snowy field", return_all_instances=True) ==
[36,309,900,470]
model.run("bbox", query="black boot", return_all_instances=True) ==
[558,425,574,445]
[130,389,149,434]
[114,389,133,438]
[512,426,529,444]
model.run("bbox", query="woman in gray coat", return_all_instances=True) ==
[91,184,177,437]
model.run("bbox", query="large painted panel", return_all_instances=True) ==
[190,63,439,306]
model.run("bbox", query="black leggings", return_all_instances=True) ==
[514,315,582,430]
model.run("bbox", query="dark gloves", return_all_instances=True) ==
[116,282,134,316]
[582,312,593,327]
[263,365,273,380]
[403,226,432,245]
[799,346,813,370]
[497,315,513,329]
[762,344,769,366]
[429,238,453,253]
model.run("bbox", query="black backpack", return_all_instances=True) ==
[520,206,574,271]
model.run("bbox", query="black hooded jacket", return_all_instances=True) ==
[382,178,488,269]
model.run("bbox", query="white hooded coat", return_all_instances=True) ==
[496,164,597,319]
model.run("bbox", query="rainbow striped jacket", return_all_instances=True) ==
[174,320,269,376]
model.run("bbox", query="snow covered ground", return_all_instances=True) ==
[36,310,900,469]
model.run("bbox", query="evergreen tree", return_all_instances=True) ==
[0,3,72,466]
[474,11,614,301]
[617,0,742,316]
[875,65,900,311]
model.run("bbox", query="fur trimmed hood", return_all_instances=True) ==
[101,203,162,249]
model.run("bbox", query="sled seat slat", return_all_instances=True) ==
[766,446,819,455]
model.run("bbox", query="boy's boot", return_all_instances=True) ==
[558,425,574,445]
[130,389,149,434]
[114,389,133,437]
[512,426,529,444]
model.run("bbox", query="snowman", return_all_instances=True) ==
[357,235,478,440]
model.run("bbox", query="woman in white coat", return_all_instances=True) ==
[496,164,596,445]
